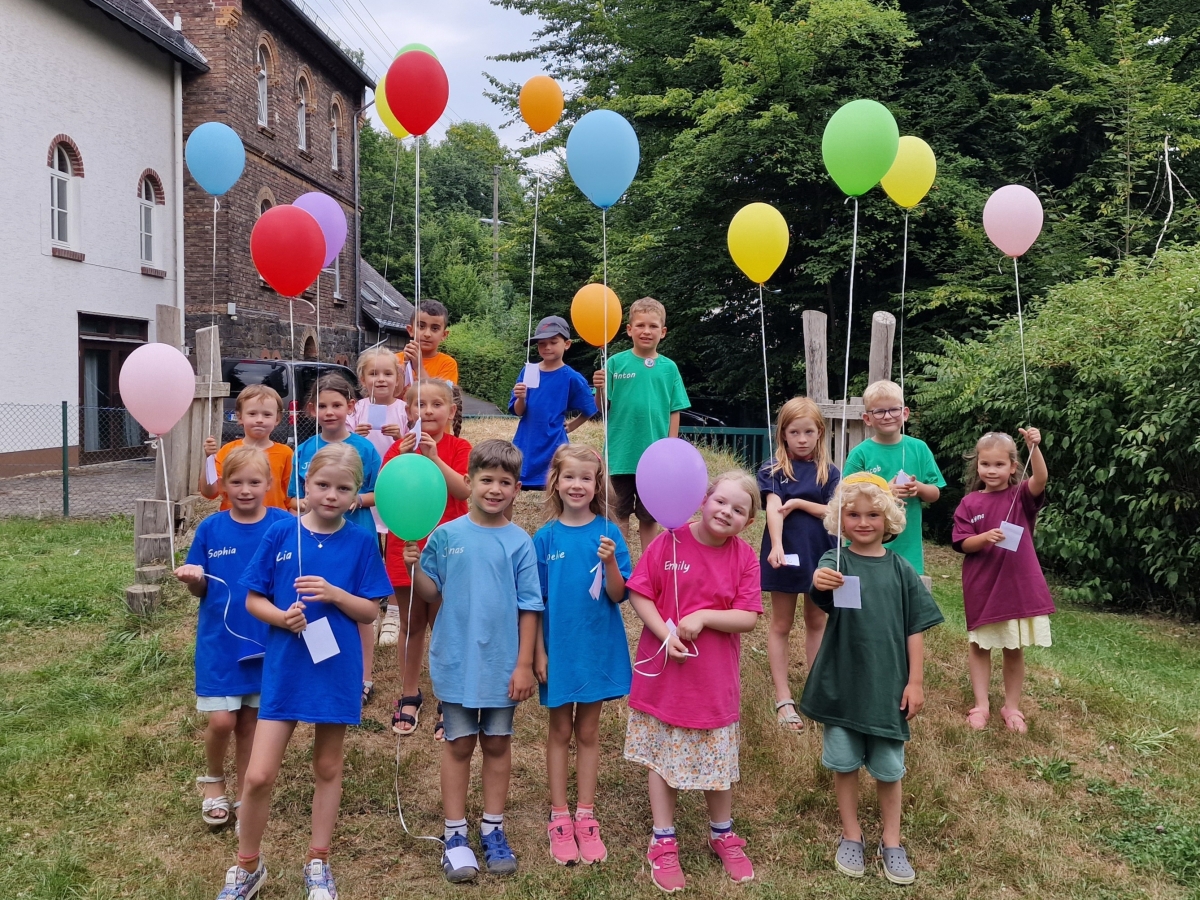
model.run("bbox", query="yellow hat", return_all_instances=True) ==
[841,472,892,493]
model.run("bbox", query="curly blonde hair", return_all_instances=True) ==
[823,479,906,537]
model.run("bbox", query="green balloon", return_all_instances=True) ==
[821,99,900,197]
[375,453,448,541]
[396,43,438,60]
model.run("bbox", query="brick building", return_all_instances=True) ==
[159,0,372,366]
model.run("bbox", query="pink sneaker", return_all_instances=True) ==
[647,837,686,893]
[709,832,755,883]
[547,817,580,865]
[574,815,607,864]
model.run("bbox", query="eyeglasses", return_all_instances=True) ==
[868,407,904,420]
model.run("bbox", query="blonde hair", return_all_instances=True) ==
[769,397,832,486]
[706,470,760,525]
[222,445,271,482]
[965,431,1022,492]
[628,296,666,326]
[404,378,455,407]
[236,383,284,418]
[543,444,610,522]
[823,479,906,536]
[355,346,399,388]
[862,379,904,411]
[306,442,364,492]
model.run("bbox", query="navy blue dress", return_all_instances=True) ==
[757,459,841,593]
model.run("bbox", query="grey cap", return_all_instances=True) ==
[531,315,571,341]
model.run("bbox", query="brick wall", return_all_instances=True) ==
[160,0,367,367]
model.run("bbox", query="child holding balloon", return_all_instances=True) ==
[624,469,762,891]
[532,443,631,866]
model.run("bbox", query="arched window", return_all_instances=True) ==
[296,76,309,151]
[139,178,156,262]
[260,197,272,217]
[51,145,71,244]
[330,103,340,171]
[256,46,270,126]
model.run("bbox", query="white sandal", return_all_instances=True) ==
[197,775,232,827]
[775,699,805,733]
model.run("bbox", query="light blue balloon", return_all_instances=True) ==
[185,122,246,196]
[566,109,640,209]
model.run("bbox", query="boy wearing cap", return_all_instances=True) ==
[509,316,599,490]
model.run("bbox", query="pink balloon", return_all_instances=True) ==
[119,342,195,435]
[983,184,1043,258]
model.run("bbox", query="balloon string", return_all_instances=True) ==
[382,139,401,282]
[526,139,542,364]
[1014,257,1031,426]
[290,299,303,581]
[899,210,908,472]
[758,283,771,456]
[602,207,609,527]
[415,139,421,304]
[207,198,219,463]
[836,198,859,571]
[159,435,176,566]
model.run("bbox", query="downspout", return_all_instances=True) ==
[172,28,186,346]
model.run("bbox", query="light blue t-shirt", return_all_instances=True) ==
[288,432,381,536]
[508,365,598,487]
[241,518,393,725]
[421,517,543,708]
[186,507,291,698]
[534,517,632,707]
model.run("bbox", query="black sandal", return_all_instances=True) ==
[433,701,445,742]
[391,689,423,736]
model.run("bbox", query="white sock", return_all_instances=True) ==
[444,818,467,841]
[386,604,399,616]
[480,813,504,836]
[710,819,733,841]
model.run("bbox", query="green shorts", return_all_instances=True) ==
[821,724,906,782]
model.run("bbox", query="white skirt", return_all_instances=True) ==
[968,616,1052,650]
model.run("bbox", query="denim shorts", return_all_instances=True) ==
[440,702,516,742]
[821,724,906,782]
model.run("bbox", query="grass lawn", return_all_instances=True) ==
[1,420,1198,899]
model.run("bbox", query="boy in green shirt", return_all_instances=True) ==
[592,297,690,550]
[843,380,945,575]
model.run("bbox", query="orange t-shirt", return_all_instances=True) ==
[397,350,459,385]
[214,440,294,512]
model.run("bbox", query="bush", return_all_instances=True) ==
[442,313,525,411]
[914,248,1200,615]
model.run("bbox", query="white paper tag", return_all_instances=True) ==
[443,845,478,872]
[522,363,541,389]
[783,553,800,567]
[405,361,414,385]
[664,618,677,634]
[302,615,340,664]
[366,403,388,430]
[833,575,862,609]
[370,506,387,534]
[205,455,218,485]
[411,418,422,445]
[894,470,914,486]
[588,562,603,600]
[997,520,1024,552]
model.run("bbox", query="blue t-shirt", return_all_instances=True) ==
[421,517,543,708]
[757,458,841,594]
[241,518,393,724]
[508,366,598,487]
[288,432,381,536]
[186,508,291,698]
[534,517,633,707]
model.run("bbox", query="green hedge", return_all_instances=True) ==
[914,248,1200,615]
[442,315,525,411]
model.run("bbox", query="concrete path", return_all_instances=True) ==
[0,458,156,518]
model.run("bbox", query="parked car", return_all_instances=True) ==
[220,358,358,446]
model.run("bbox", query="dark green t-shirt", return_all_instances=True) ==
[800,548,944,741]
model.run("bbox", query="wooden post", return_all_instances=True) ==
[868,311,896,386]
[191,324,230,495]
[125,584,161,616]
[134,498,173,567]
[802,310,829,402]
[153,304,189,513]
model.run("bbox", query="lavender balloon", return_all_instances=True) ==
[635,438,709,530]
[293,192,347,268]
[982,184,1043,258]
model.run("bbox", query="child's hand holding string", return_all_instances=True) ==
[396,433,418,455]
[417,431,439,459]
[981,528,1006,545]
[676,611,705,642]
[767,545,786,569]
[597,536,616,562]
[174,564,205,585]
[1020,426,1041,450]
[282,601,307,634]
[295,576,340,604]
[203,436,218,457]
[513,382,528,402]
[812,567,844,592]
[402,541,421,567]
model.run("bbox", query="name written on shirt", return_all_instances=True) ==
[970,513,986,524]
[276,551,293,562]
[208,546,236,559]
[545,550,566,562]
[664,559,691,573]
[613,372,637,381]
[441,546,464,556]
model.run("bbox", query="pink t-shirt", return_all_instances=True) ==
[952,480,1055,630]
[626,525,762,730]
[346,398,408,460]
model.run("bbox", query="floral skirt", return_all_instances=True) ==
[623,708,740,791]
[968,615,1052,650]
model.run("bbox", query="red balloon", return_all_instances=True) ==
[384,51,449,137]
[250,205,325,297]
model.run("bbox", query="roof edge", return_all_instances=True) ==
[81,0,210,71]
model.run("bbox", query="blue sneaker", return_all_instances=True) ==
[482,828,518,875]
[303,859,338,900]
[442,832,479,884]
[216,862,266,899]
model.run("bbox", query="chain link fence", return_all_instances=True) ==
[0,404,156,518]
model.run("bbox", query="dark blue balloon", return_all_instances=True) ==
[566,110,640,209]
[185,122,245,196]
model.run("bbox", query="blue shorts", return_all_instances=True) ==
[441,702,516,742]
[821,724,906,782]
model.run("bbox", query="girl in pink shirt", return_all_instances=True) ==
[624,471,762,892]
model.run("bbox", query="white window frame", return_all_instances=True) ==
[50,146,71,245]
[256,47,269,126]
[330,112,339,170]
[139,178,155,263]
[332,255,342,299]
[297,78,308,150]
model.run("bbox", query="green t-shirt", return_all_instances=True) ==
[800,548,944,741]
[604,350,690,474]
[843,435,945,574]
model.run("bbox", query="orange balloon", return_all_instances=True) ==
[520,75,564,135]
[571,283,622,347]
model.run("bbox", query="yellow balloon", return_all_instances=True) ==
[727,203,789,285]
[570,283,622,347]
[881,136,936,209]
[375,74,410,140]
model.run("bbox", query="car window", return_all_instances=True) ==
[223,361,289,398]
[293,364,358,410]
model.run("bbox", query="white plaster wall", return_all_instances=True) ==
[0,0,181,449]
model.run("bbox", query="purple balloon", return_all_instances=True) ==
[293,192,347,268]
[635,438,709,530]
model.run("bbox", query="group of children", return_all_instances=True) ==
[180,296,1055,899]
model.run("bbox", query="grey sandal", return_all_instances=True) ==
[879,843,915,885]
[775,699,804,732]
[835,837,866,877]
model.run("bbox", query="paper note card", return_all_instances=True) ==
[411,418,422,445]
[302,616,340,664]
[588,562,603,600]
[444,845,478,872]
[894,469,914,486]
[833,575,862,609]
[366,403,388,430]
[783,553,801,567]
[205,455,219,485]
[522,363,541,389]
[997,520,1024,552]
